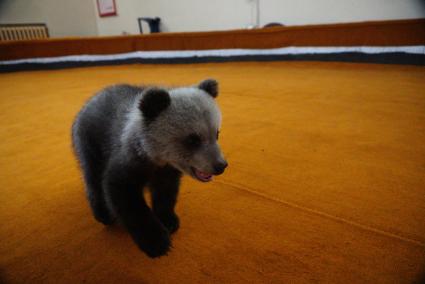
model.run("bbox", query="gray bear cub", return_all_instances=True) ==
[72,79,227,258]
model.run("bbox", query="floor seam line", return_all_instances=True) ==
[216,180,425,248]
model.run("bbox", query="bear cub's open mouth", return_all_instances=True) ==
[191,167,213,182]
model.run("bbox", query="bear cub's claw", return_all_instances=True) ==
[134,225,171,258]
[158,212,180,234]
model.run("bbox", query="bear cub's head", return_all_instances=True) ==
[138,79,227,182]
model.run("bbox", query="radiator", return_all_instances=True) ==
[0,23,49,41]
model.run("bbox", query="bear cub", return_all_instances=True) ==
[72,79,227,258]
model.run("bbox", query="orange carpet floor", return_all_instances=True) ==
[0,61,424,283]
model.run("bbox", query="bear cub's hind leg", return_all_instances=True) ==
[76,139,115,225]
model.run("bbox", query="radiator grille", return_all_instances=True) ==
[0,23,49,41]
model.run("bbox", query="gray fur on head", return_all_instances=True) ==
[121,81,225,179]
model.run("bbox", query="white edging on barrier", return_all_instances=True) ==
[1,46,424,65]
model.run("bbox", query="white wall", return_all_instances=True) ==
[94,0,140,36]
[94,0,425,35]
[1,0,424,37]
[138,0,254,33]
[0,0,98,37]
[261,0,425,26]
[93,0,253,36]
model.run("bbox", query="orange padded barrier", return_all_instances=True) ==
[0,18,424,60]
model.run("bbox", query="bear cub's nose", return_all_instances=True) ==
[213,160,228,175]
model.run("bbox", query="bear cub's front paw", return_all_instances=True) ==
[156,212,180,234]
[133,225,171,258]
[92,205,115,226]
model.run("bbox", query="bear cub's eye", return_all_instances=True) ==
[184,133,202,149]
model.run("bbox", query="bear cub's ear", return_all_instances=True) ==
[198,79,219,98]
[138,88,171,120]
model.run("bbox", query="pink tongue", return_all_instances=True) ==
[197,170,212,179]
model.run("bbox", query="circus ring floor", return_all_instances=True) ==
[1,61,424,283]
